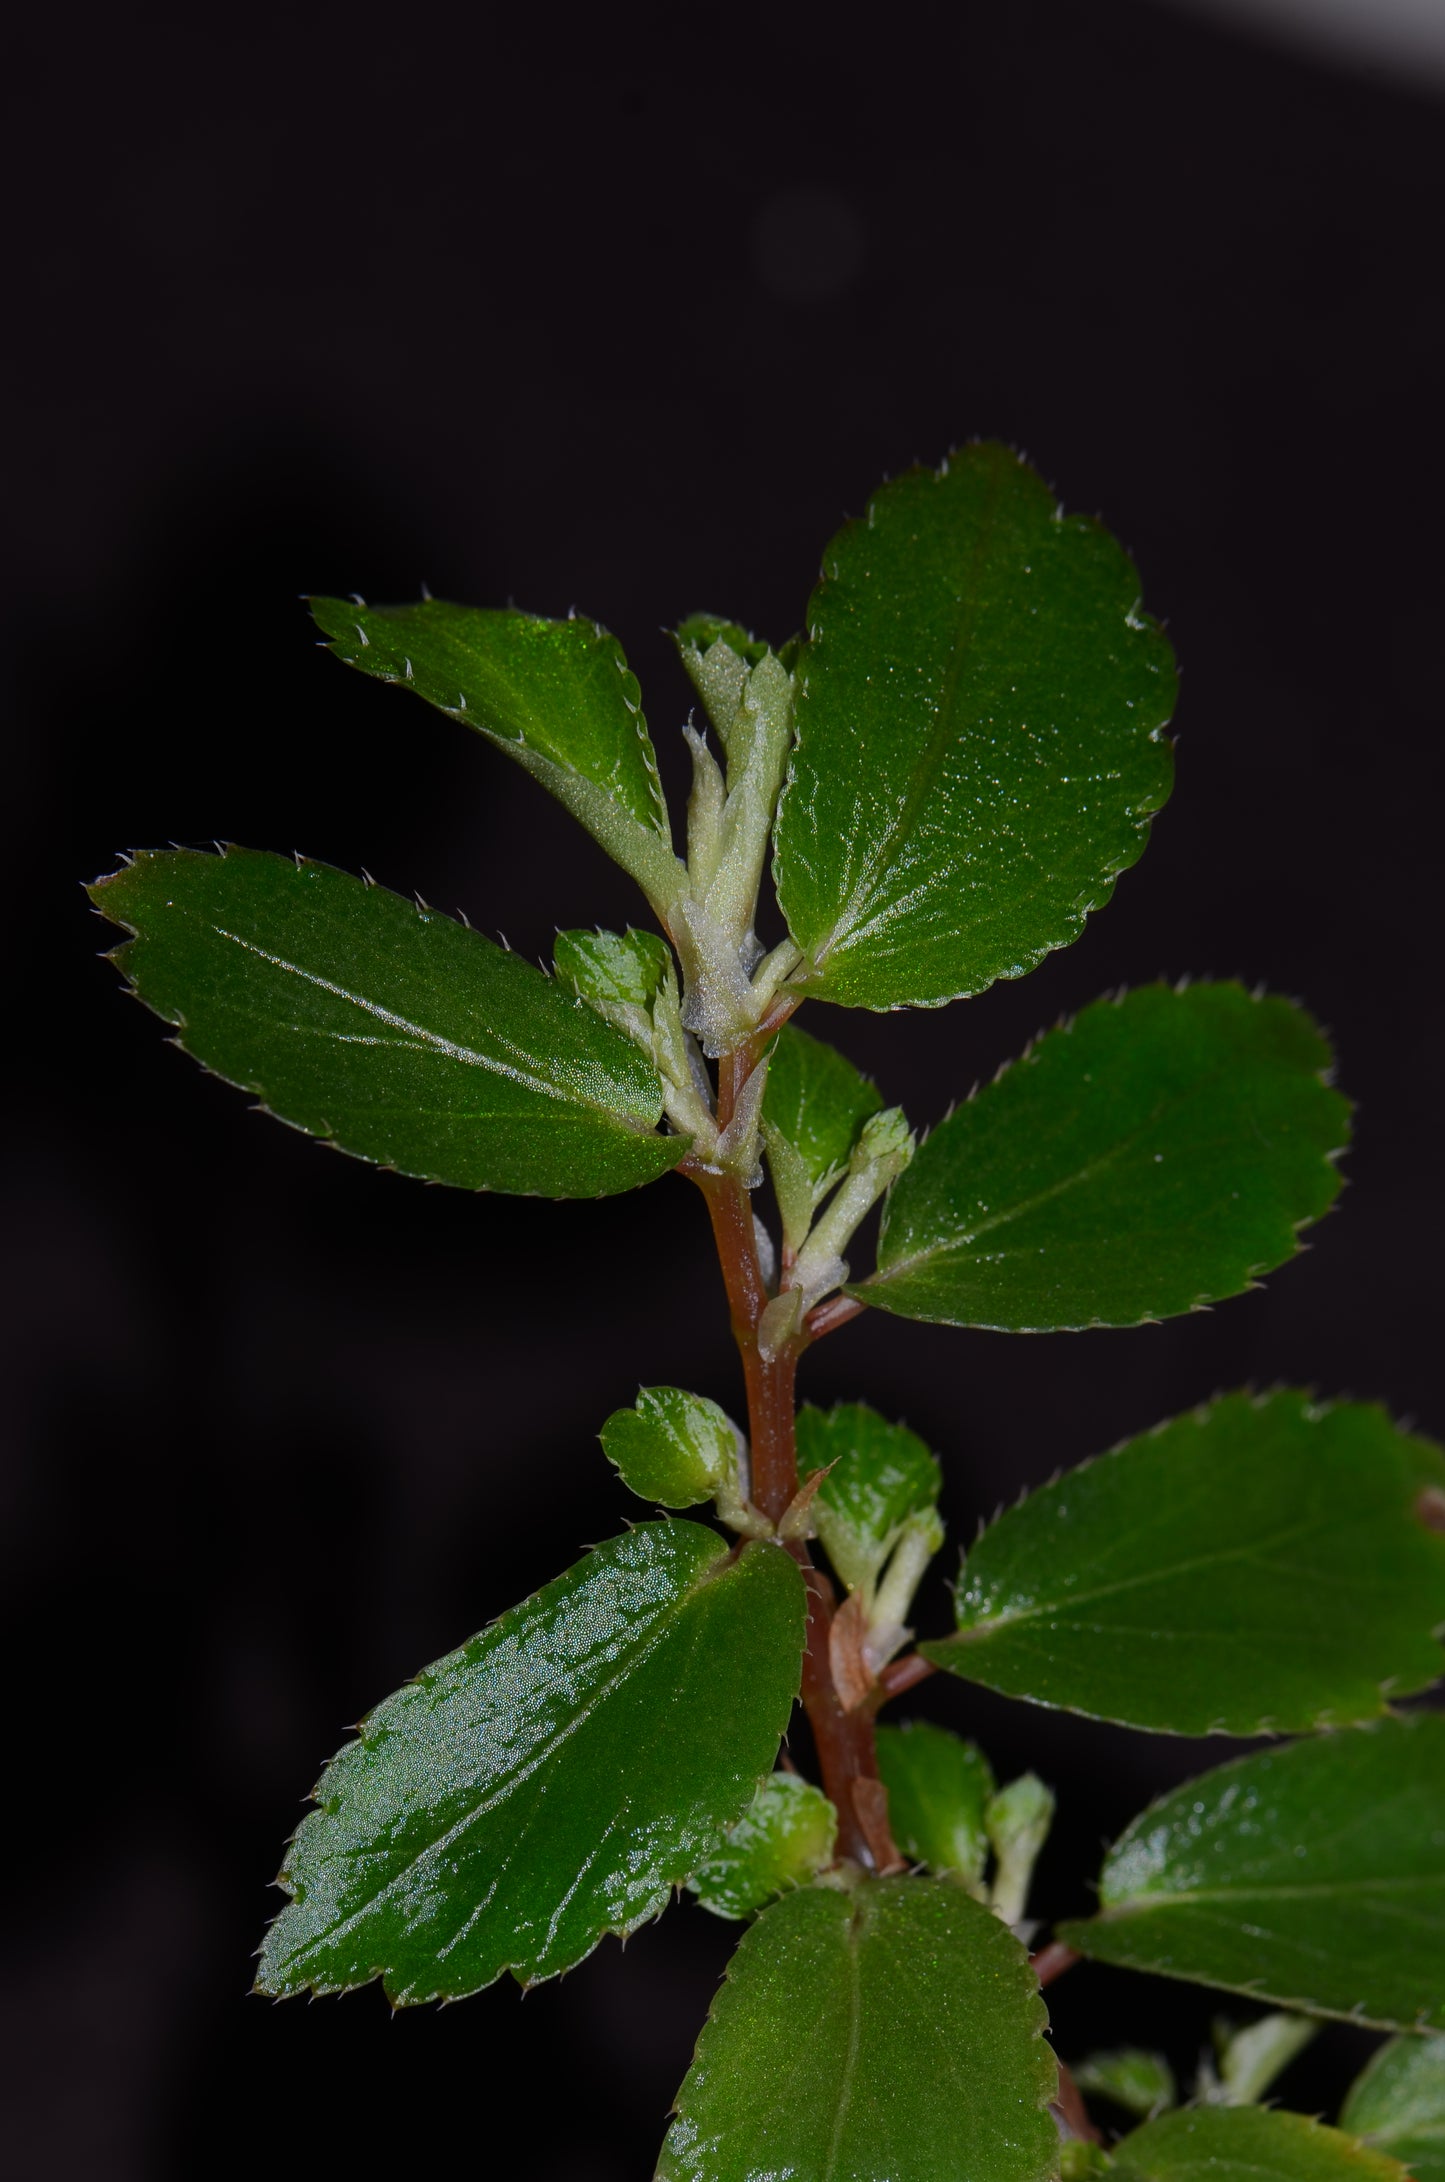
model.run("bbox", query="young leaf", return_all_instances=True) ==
[863,983,1349,1330]
[773,442,1176,1011]
[875,1720,995,1888]
[256,1522,805,2002]
[798,1402,942,1598]
[599,1386,741,1509]
[310,597,684,912]
[1113,2106,1408,2182]
[675,613,777,669]
[688,1772,838,1920]
[554,926,672,1009]
[91,848,686,1198]
[1060,1712,1445,2031]
[760,1022,884,1251]
[922,1392,1445,1735]
[986,1773,1056,1927]
[657,1876,1058,2182]
[1341,2035,1445,2182]
[1071,2048,1176,2121]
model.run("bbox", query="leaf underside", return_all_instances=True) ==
[657,1876,1058,2182]
[90,847,685,1198]
[257,1523,806,2002]
[864,981,1348,1329]
[1061,1712,1445,2031]
[1114,2104,1409,2182]
[773,440,1176,1011]
[923,1391,1445,1735]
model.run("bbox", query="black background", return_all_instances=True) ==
[6,1,1444,2173]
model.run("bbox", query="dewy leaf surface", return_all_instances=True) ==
[923,1393,1445,1735]
[1114,2105,1408,2182]
[1341,2035,1445,2182]
[864,982,1348,1329]
[1060,1713,1445,2030]
[311,597,684,909]
[773,442,1176,1010]
[257,1522,805,2002]
[657,1875,1057,2182]
[91,847,686,1198]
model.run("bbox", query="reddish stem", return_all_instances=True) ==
[1052,2063,1102,2144]
[688,1044,902,1873]
[1031,1941,1080,1990]
[807,1291,867,1340]
[877,1651,937,1702]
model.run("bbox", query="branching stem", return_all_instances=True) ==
[688,1042,903,1873]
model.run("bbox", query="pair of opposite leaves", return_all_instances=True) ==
[256,1391,1445,2020]
[89,446,1344,1328]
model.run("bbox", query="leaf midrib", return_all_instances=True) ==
[952,1513,1336,1640]
[211,923,648,1125]
[283,1542,728,1970]
[815,460,1007,967]
[1100,1874,1445,1915]
[872,1042,1254,1291]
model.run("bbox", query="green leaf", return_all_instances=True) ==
[1060,1712,1445,2031]
[657,1875,1058,2182]
[688,1772,838,1920]
[797,1402,942,1598]
[922,1392,1445,1735]
[256,1522,805,2003]
[1341,2035,1445,2182]
[864,982,1349,1330]
[311,596,684,910]
[986,1773,1057,1927]
[554,926,672,1009]
[760,1022,884,1250]
[599,1387,741,1510]
[773,442,1176,1011]
[90,847,686,1198]
[1114,2106,1408,2182]
[1071,2048,1176,2121]
[875,1721,994,1888]
[674,614,777,669]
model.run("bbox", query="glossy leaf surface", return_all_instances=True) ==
[688,1772,837,1920]
[798,1402,942,1597]
[761,1022,884,1248]
[91,848,685,1197]
[1341,2036,1445,2182]
[599,1387,740,1509]
[876,1721,994,1887]
[1115,2107,1407,2182]
[657,1876,1057,2182]
[865,983,1348,1329]
[1061,1713,1445,2030]
[773,442,1176,1010]
[311,596,682,907]
[923,1392,1445,1734]
[257,1523,805,2002]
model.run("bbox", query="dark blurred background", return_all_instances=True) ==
[5,0,1444,2172]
